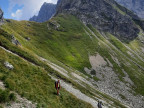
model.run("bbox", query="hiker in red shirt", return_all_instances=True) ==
[55,80,61,95]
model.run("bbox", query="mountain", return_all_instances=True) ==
[115,0,144,19]
[0,0,144,108]
[56,0,144,41]
[29,2,56,22]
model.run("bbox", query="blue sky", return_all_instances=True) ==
[0,0,57,20]
[0,0,10,19]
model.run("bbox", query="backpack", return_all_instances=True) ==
[55,81,57,89]
[55,81,60,89]
[98,102,102,108]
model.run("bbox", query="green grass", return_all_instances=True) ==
[0,89,16,103]
[0,48,92,108]
[93,76,99,81]
[2,15,97,73]
[106,34,144,95]
[0,13,144,107]
[0,16,94,107]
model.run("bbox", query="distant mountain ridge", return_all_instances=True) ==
[115,0,144,19]
[29,2,56,22]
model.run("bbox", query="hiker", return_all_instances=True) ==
[97,101,103,108]
[55,80,61,95]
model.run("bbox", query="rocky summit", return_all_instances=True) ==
[29,2,56,22]
[56,0,143,41]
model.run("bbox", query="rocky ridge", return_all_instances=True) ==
[29,2,56,22]
[56,0,143,41]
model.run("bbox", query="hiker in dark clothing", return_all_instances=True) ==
[97,101,103,108]
[55,80,61,95]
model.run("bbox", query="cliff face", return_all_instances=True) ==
[115,0,144,19]
[0,8,4,25]
[29,3,56,22]
[56,0,141,41]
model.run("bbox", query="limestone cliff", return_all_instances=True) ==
[56,0,143,41]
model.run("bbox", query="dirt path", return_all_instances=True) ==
[49,75,107,108]
[40,57,133,108]
[0,46,36,66]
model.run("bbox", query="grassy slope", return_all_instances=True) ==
[0,47,92,108]
[0,14,95,107]
[0,14,144,107]
[2,15,95,72]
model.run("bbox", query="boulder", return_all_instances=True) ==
[27,23,31,27]
[4,61,14,70]
[25,37,31,41]
[11,35,21,46]
[49,21,60,30]
[6,19,11,23]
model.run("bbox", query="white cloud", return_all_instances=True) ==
[11,9,22,20]
[9,0,58,20]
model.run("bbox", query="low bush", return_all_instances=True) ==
[0,89,16,103]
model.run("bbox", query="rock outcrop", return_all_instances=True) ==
[0,8,4,25]
[11,35,21,46]
[47,21,60,30]
[4,61,14,70]
[29,3,56,22]
[56,0,142,41]
[115,0,144,19]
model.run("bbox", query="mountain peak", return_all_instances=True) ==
[29,2,56,22]
[43,2,47,5]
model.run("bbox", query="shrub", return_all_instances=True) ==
[5,79,16,90]
[0,89,16,103]
[9,93,16,101]
[0,89,10,103]
[90,69,96,75]
[93,76,99,81]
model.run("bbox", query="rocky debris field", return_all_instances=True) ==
[88,54,144,108]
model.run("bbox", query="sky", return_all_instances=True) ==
[0,0,57,20]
